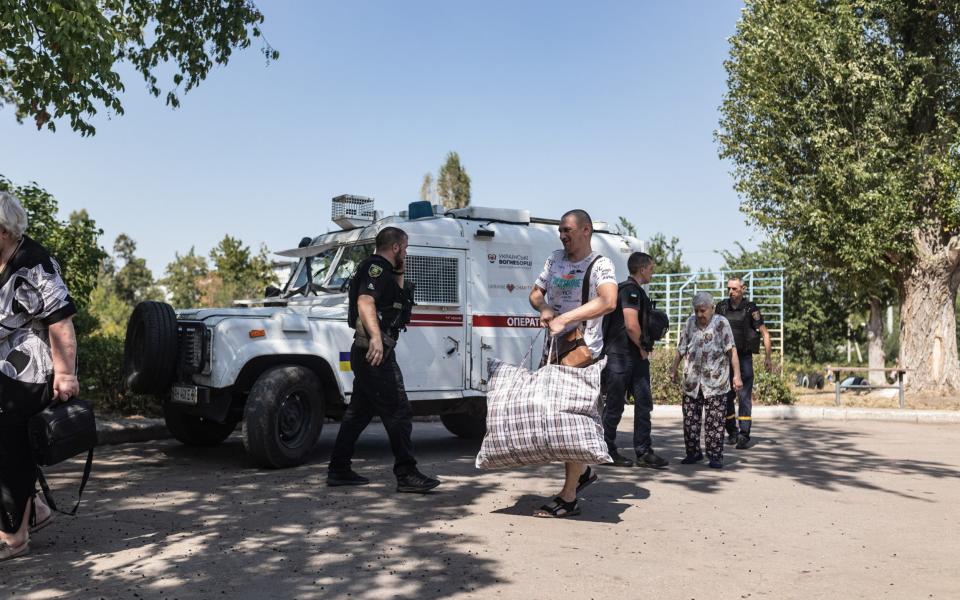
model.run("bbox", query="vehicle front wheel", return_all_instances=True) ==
[242,366,324,468]
[164,401,238,446]
[440,411,487,440]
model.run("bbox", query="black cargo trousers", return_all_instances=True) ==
[328,344,417,475]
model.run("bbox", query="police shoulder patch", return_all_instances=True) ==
[627,291,640,303]
[368,264,383,278]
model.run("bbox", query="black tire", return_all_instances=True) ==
[440,411,487,440]
[124,301,178,394]
[814,374,825,390]
[242,366,324,468]
[164,400,238,446]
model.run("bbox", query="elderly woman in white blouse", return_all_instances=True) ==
[670,292,742,469]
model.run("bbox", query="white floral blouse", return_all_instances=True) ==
[676,314,735,398]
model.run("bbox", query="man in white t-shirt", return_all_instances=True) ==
[528,209,618,518]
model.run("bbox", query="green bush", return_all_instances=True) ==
[77,334,162,416]
[753,355,795,405]
[643,346,794,405]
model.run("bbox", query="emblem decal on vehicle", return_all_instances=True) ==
[487,253,497,263]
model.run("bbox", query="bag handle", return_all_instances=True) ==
[37,446,93,516]
[517,327,545,369]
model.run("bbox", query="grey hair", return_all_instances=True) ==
[0,191,28,238]
[692,291,714,308]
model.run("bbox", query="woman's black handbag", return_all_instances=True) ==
[28,397,96,515]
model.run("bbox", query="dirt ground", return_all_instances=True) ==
[3,417,959,600]
[788,385,960,410]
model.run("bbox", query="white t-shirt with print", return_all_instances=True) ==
[534,250,617,358]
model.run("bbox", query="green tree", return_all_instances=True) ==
[0,176,106,308]
[163,247,209,308]
[1,0,276,136]
[436,152,471,209]
[615,216,637,237]
[419,173,434,203]
[87,271,133,337]
[209,235,272,302]
[647,232,689,274]
[718,0,960,392]
[112,234,160,305]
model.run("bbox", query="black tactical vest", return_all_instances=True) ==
[717,299,760,354]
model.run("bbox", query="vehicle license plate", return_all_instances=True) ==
[171,385,199,405]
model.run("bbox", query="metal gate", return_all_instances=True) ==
[646,268,784,364]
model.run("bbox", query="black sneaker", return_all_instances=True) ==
[635,448,669,469]
[680,452,703,465]
[327,470,370,487]
[735,435,750,450]
[727,432,738,444]
[608,451,634,467]
[708,458,723,469]
[396,470,441,493]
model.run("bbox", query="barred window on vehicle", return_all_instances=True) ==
[405,255,459,305]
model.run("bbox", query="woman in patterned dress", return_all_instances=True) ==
[0,191,80,561]
[669,292,742,469]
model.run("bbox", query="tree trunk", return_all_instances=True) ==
[866,297,885,386]
[898,232,960,393]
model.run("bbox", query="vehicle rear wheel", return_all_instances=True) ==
[124,301,178,394]
[440,411,487,440]
[164,400,238,446]
[242,366,324,468]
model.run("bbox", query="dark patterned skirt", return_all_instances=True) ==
[0,374,49,533]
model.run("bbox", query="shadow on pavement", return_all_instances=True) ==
[2,432,502,599]
[615,419,960,500]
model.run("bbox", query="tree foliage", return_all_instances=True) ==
[647,232,689,274]
[163,246,209,309]
[419,173,434,203]
[436,151,471,209]
[718,0,960,391]
[0,0,276,135]
[208,234,272,301]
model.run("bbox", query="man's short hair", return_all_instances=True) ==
[727,276,744,287]
[376,227,408,250]
[628,252,654,275]
[692,291,714,308]
[561,209,593,232]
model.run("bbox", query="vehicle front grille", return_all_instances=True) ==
[177,322,208,374]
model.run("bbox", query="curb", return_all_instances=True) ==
[96,418,169,446]
[639,404,960,424]
[95,404,960,447]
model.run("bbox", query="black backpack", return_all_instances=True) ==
[642,301,670,345]
[602,280,670,352]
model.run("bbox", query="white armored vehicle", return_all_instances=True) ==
[123,196,645,468]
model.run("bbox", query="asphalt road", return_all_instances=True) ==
[3,417,959,600]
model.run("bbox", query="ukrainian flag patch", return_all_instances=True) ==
[339,351,351,371]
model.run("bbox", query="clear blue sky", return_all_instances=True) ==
[0,0,755,277]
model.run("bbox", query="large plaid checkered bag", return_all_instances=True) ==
[475,352,612,470]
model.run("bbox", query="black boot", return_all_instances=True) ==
[327,469,370,487]
[635,448,669,469]
[396,470,441,493]
[608,450,634,467]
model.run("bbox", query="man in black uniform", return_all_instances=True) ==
[601,252,668,469]
[327,227,441,493]
[715,276,773,450]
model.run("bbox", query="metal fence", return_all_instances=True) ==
[646,268,785,364]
